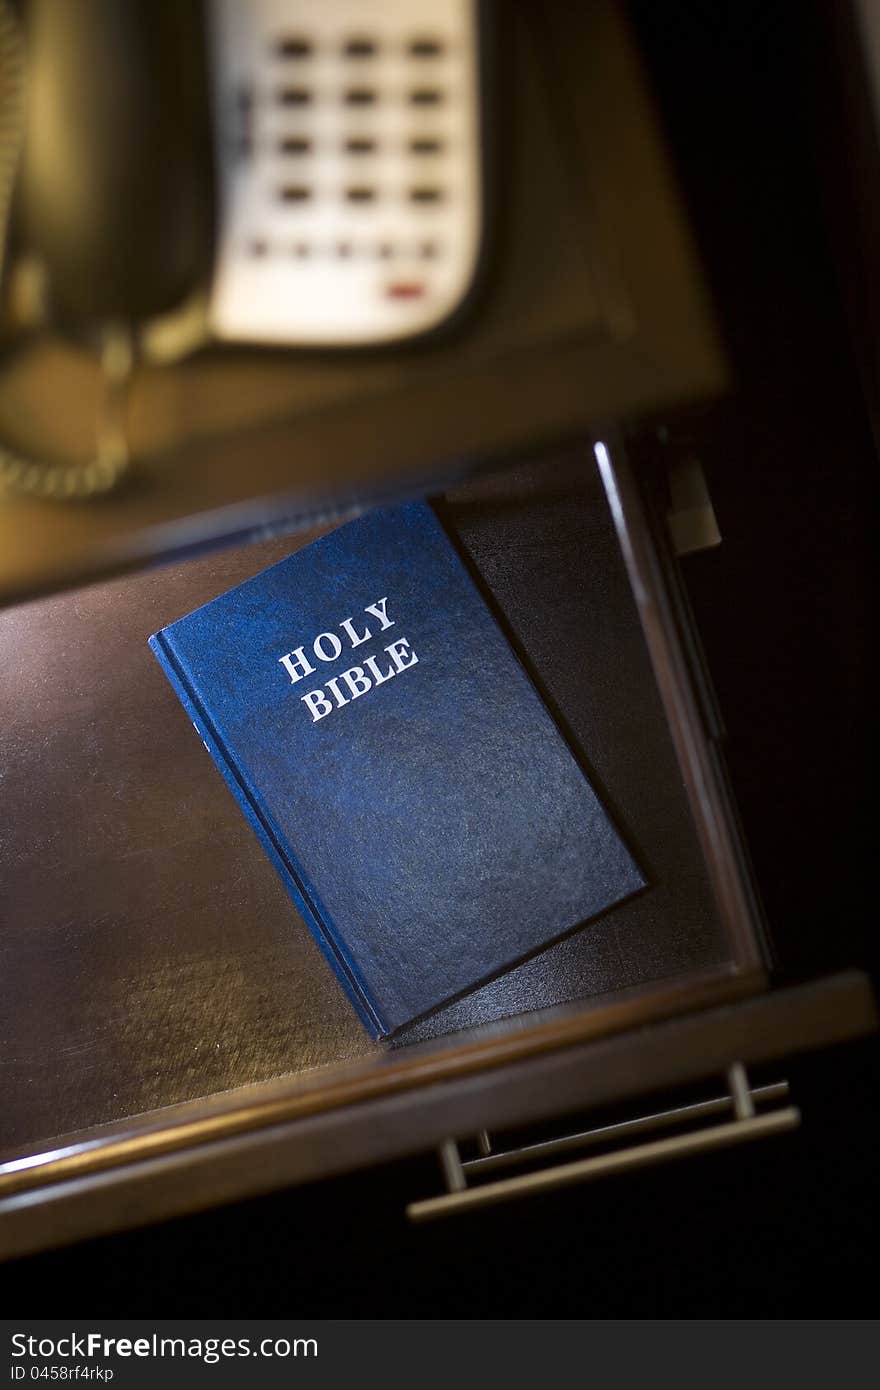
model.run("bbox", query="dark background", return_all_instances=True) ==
[2,0,876,1314]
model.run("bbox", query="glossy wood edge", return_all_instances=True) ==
[0,971,875,1262]
[0,964,760,1199]
[0,337,726,608]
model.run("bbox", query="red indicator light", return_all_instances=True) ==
[386,281,426,299]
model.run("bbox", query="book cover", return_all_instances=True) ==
[148,501,644,1037]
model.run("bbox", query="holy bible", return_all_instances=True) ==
[148,502,644,1037]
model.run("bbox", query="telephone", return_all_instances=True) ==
[3,0,486,345]
[0,0,488,496]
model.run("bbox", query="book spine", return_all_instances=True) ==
[148,629,388,1038]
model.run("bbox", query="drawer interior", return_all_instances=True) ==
[0,447,761,1159]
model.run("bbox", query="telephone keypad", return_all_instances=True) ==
[208,0,483,344]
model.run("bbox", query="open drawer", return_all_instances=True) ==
[0,440,875,1258]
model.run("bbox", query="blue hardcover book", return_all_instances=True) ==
[149,502,644,1037]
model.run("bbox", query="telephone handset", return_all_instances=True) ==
[0,0,204,495]
[16,0,215,329]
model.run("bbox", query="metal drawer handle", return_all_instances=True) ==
[407,1065,800,1222]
